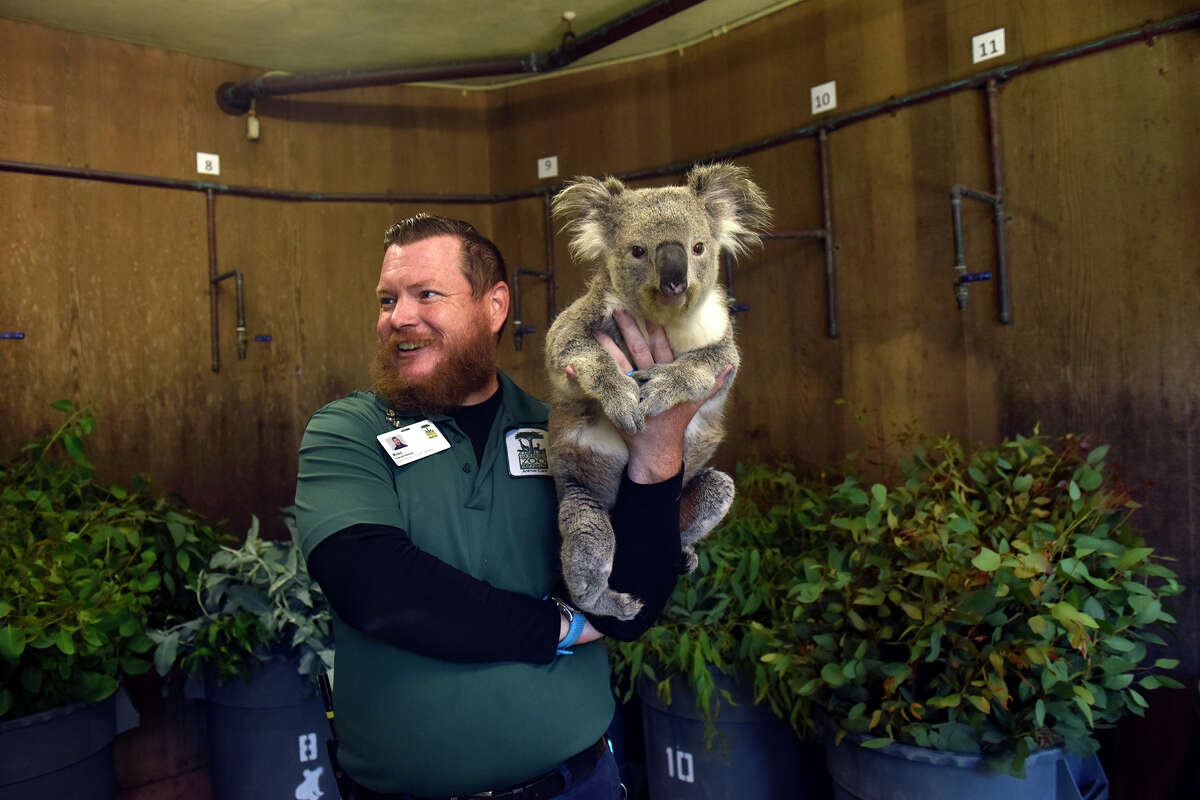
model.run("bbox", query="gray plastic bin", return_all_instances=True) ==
[825,734,1109,800]
[638,672,823,799]
[205,657,339,800]
[0,697,116,800]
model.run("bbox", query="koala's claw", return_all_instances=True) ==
[681,545,699,574]
[605,590,645,621]
[600,396,644,434]
[638,381,682,420]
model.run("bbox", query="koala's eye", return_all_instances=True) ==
[692,242,705,256]
[630,245,646,259]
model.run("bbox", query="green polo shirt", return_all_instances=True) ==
[294,372,613,796]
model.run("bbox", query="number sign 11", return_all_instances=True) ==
[972,27,1006,64]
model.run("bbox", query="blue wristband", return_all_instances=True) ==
[557,609,586,655]
[547,596,586,656]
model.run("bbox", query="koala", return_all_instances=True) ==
[294,767,324,800]
[546,162,771,620]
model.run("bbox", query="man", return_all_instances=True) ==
[294,215,726,799]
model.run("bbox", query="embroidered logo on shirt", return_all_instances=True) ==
[505,428,551,477]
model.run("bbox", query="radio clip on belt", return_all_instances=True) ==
[318,671,351,799]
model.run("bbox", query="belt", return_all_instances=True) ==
[350,737,608,800]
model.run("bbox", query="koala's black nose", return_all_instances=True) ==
[656,241,688,296]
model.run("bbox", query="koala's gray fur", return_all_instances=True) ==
[545,162,772,620]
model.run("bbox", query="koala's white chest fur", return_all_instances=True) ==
[560,287,732,465]
[602,287,730,352]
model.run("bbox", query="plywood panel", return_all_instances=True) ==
[0,15,495,536]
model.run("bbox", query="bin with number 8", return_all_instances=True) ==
[205,657,339,800]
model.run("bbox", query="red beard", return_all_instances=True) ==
[370,317,496,415]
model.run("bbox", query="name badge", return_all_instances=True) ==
[505,427,551,477]
[377,420,451,467]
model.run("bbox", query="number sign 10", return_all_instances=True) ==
[665,746,695,783]
[810,80,837,116]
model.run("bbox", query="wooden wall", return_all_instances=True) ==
[1,1,1197,794]
[492,0,1200,664]
[488,2,1199,794]
[0,17,495,539]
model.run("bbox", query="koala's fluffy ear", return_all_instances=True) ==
[552,176,627,264]
[687,163,773,259]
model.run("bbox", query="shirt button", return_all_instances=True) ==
[462,463,472,473]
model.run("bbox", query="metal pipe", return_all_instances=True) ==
[609,11,1200,186]
[760,231,826,240]
[543,193,558,321]
[217,56,537,114]
[511,268,550,352]
[212,269,248,362]
[217,0,707,114]
[950,189,968,310]
[207,189,220,372]
[512,263,524,351]
[949,182,1002,313]
[958,186,998,205]
[548,0,705,67]
[986,79,1011,324]
[0,158,518,203]
[818,128,837,339]
[1,12,1194,203]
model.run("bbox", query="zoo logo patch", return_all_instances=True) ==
[505,427,551,477]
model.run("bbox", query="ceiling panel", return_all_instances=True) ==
[0,0,801,86]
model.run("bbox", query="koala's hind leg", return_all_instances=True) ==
[559,480,645,620]
[677,468,735,573]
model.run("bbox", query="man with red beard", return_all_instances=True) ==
[294,215,724,800]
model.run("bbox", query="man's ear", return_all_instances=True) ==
[487,281,510,335]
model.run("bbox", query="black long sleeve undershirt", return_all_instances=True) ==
[306,394,684,665]
[308,522,562,664]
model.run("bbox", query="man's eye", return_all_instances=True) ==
[379,297,395,308]
[419,290,439,300]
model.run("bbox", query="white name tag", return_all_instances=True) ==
[505,427,551,477]
[377,420,451,467]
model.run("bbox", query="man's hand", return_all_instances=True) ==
[565,308,732,484]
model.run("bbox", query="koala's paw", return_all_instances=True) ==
[601,589,645,621]
[638,369,701,419]
[680,545,699,574]
[598,381,645,434]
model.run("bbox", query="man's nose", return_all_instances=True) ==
[384,297,419,328]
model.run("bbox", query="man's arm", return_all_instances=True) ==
[588,468,685,639]
[296,400,599,663]
[307,523,562,663]
[576,308,733,640]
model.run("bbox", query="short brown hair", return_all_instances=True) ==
[383,214,507,301]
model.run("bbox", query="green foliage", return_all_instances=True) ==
[609,462,814,744]
[0,402,225,719]
[611,431,1184,774]
[149,514,333,685]
[753,431,1183,774]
